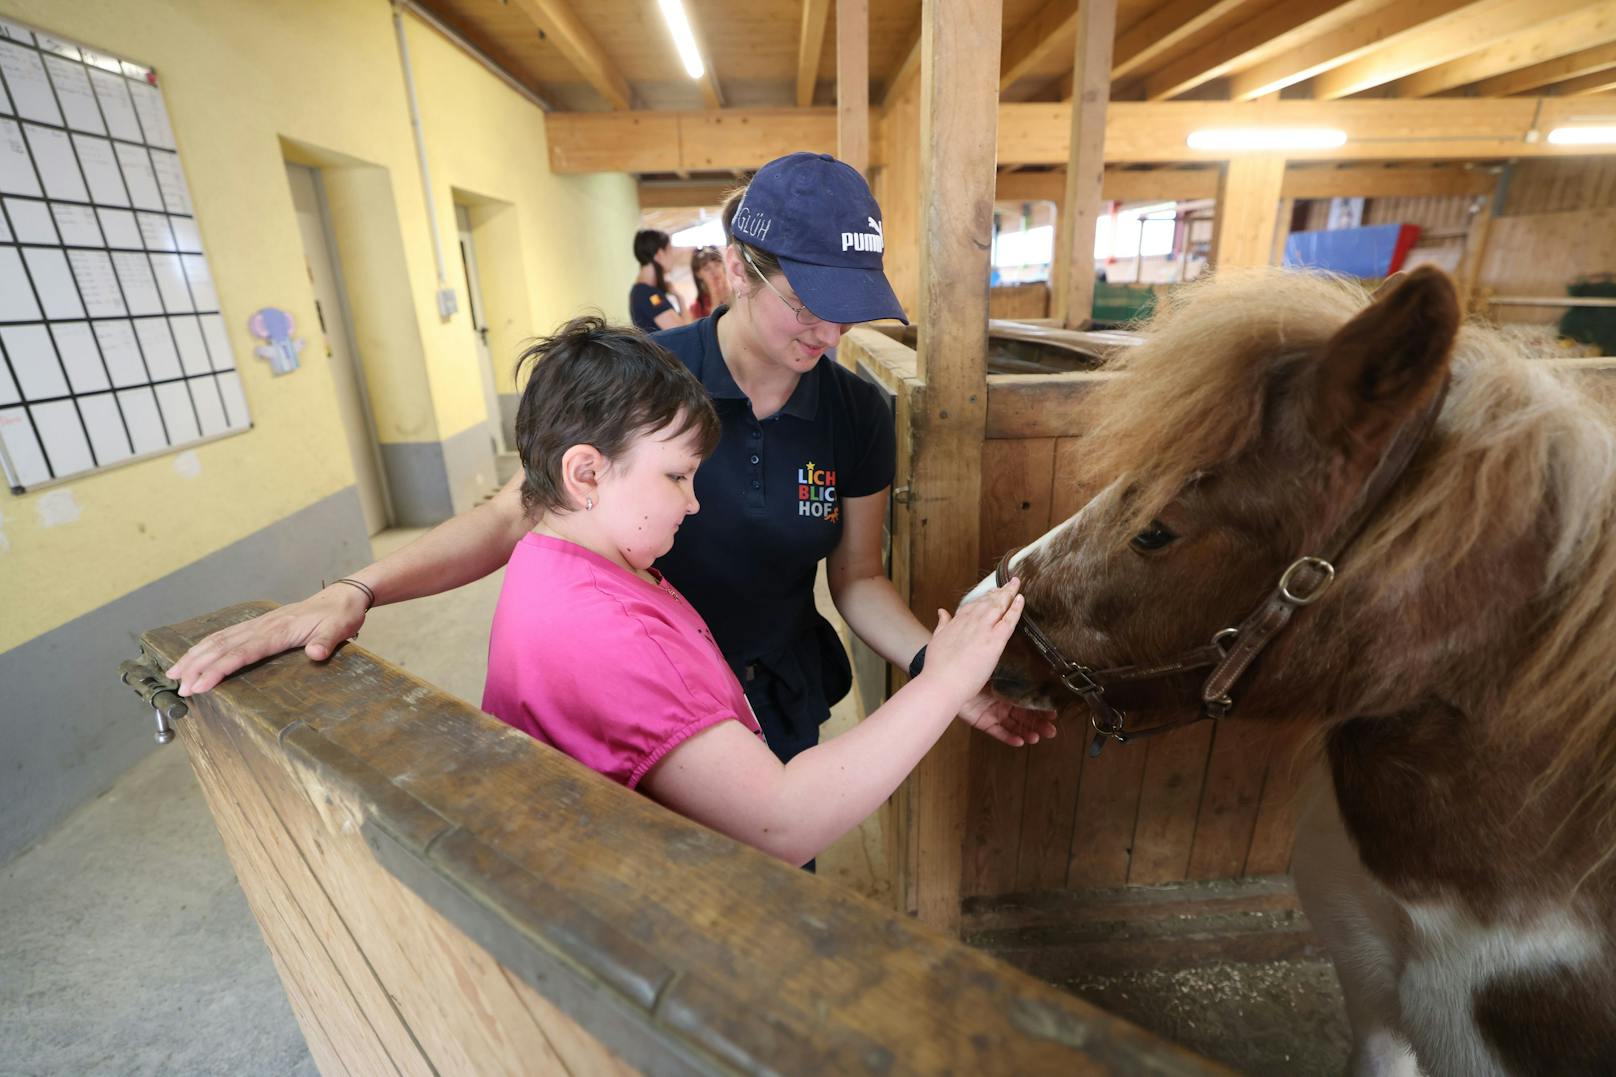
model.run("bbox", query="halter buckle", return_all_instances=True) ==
[1060,665,1104,696]
[1278,556,1336,606]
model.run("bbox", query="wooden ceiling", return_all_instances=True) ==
[413,0,1616,112]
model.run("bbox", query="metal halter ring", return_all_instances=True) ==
[1212,627,1240,655]
[1278,556,1336,606]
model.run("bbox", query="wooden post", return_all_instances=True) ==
[905,0,1002,935]
[837,0,869,175]
[1456,168,1506,314]
[1271,197,1294,266]
[1053,0,1117,329]
[1211,155,1286,268]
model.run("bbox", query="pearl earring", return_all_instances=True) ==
[585,497,593,510]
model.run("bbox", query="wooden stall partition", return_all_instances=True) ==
[988,283,1051,320]
[131,602,1226,1075]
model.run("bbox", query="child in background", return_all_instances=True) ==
[483,317,1026,867]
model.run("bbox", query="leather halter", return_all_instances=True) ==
[998,374,1450,756]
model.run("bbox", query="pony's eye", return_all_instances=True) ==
[1130,520,1179,552]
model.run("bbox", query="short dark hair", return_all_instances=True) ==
[632,229,670,267]
[513,317,721,516]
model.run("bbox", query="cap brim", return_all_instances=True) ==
[777,257,910,326]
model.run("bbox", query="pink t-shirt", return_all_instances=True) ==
[483,533,763,789]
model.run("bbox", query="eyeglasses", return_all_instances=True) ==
[740,246,820,326]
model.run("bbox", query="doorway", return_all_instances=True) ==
[285,162,391,535]
[456,203,504,456]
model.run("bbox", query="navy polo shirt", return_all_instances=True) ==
[650,308,896,672]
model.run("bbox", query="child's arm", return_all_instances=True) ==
[641,581,1024,866]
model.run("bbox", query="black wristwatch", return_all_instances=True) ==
[907,645,927,678]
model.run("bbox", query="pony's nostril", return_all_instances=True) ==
[991,668,1034,697]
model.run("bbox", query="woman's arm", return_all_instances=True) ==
[825,488,931,668]
[826,488,1057,747]
[642,581,1023,866]
[166,472,532,695]
[653,308,687,331]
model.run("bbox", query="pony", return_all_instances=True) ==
[971,266,1616,1075]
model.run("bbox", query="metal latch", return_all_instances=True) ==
[119,655,188,745]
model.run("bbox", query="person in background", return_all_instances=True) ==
[483,315,1026,867]
[630,229,687,333]
[688,244,730,320]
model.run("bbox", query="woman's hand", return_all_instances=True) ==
[917,577,1024,707]
[165,583,370,696]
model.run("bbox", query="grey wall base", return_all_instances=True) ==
[380,422,497,527]
[0,486,372,865]
[499,393,519,451]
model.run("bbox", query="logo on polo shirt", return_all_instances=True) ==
[841,217,883,254]
[797,460,838,522]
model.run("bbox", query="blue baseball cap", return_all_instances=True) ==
[729,152,909,325]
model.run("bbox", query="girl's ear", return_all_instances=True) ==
[558,444,605,511]
[722,245,751,295]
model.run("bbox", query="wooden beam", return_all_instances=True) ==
[997,165,1497,205]
[1112,0,1252,81]
[1228,0,1474,100]
[544,99,1600,174]
[838,0,869,173]
[881,22,922,110]
[637,180,737,208]
[1312,0,1590,100]
[1144,0,1354,101]
[511,0,632,110]
[1455,172,1504,312]
[1211,155,1286,267]
[994,98,1608,164]
[797,0,833,107]
[1281,165,1499,199]
[1470,41,1616,96]
[1053,0,1118,328]
[999,0,1077,91]
[1390,3,1616,98]
[548,109,835,173]
[1552,66,1616,94]
[908,0,1003,935]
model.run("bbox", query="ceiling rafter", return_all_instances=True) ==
[796,0,833,108]
[1471,40,1616,96]
[1550,66,1616,94]
[1142,0,1357,101]
[1312,0,1592,100]
[1226,0,1475,101]
[510,0,633,110]
[1389,3,1616,98]
[881,21,921,110]
[1000,0,1079,91]
[1111,0,1254,81]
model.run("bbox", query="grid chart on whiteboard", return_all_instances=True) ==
[0,18,248,493]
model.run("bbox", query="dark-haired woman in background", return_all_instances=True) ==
[629,229,687,333]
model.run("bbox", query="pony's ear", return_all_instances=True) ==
[1312,266,1459,468]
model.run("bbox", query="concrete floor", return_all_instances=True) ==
[0,527,887,1075]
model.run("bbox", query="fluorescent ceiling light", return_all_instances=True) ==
[1187,128,1348,151]
[658,0,705,80]
[1546,126,1616,146]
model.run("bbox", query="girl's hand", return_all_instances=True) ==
[957,690,1059,748]
[918,577,1024,705]
[165,584,370,696]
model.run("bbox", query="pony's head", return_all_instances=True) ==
[981,266,1616,806]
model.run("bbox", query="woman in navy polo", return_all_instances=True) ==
[168,154,1055,824]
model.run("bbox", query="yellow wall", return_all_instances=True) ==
[0,0,640,652]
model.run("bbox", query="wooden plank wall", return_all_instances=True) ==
[138,603,1225,1075]
[961,423,1314,899]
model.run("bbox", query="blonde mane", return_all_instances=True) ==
[1080,268,1616,831]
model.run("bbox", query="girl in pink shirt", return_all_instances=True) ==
[481,317,1028,867]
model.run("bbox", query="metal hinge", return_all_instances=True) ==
[119,653,188,745]
[892,485,915,505]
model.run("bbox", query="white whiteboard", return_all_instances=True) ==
[0,16,248,493]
